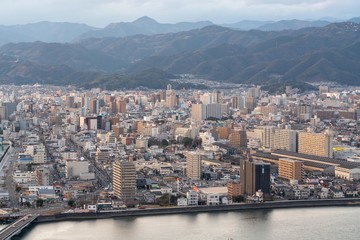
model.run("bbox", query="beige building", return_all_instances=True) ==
[66,160,90,179]
[229,130,247,147]
[298,132,333,158]
[278,158,304,181]
[262,126,297,152]
[227,182,243,197]
[185,152,202,180]
[113,161,136,203]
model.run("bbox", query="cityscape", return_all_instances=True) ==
[0,81,360,238]
[1,0,360,239]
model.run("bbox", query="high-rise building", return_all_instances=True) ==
[240,160,270,196]
[245,96,257,112]
[117,99,127,113]
[65,96,75,108]
[229,130,247,147]
[89,98,99,114]
[191,103,207,121]
[113,161,136,203]
[262,126,297,152]
[298,132,333,158]
[278,158,304,181]
[185,152,202,180]
[295,104,312,121]
[191,103,229,121]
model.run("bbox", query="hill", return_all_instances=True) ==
[0,22,96,46]
[76,16,214,40]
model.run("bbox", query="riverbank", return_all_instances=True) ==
[35,198,360,223]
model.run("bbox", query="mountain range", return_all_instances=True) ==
[0,17,360,91]
[1,16,358,47]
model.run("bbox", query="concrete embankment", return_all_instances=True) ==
[35,198,360,223]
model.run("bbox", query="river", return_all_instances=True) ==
[12,206,360,240]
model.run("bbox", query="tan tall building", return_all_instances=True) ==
[298,132,333,158]
[278,158,304,181]
[185,152,202,180]
[191,103,206,121]
[113,161,136,203]
[227,182,243,197]
[217,126,230,139]
[117,99,127,113]
[229,130,247,147]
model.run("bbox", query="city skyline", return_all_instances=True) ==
[0,0,358,27]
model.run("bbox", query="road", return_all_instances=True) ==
[69,138,111,188]
[0,214,38,240]
[0,146,19,208]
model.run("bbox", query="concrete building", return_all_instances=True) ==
[95,147,110,164]
[186,190,199,205]
[35,167,51,186]
[227,182,243,197]
[262,126,297,152]
[113,161,136,204]
[240,160,270,196]
[278,158,304,181]
[229,130,247,147]
[185,152,202,180]
[298,132,333,158]
[65,160,90,179]
[319,85,330,95]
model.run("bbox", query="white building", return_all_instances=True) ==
[66,160,90,179]
[186,190,199,205]
[177,197,188,206]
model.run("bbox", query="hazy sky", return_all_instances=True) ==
[0,0,358,27]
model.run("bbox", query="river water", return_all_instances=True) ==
[13,206,360,240]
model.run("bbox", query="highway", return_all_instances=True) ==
[0,146,19,208]
[0,214,38,240]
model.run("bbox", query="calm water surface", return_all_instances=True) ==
[15,207,360,240]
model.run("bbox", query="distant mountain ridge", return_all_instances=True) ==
[1,20,360,90]
[0,21,97,46]
[75,16,214,40]
[1,16,359,47]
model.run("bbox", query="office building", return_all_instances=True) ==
[240,160,270,196]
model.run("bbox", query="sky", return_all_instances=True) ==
[0,0,358,27]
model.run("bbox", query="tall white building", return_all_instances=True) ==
[262,126,297,152]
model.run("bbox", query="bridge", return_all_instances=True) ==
[0,214,38,240]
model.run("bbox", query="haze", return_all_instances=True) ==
[0,0,358,27]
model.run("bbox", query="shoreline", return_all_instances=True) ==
[34,198,360,223]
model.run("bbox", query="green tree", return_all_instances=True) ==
[182,137,193,148]
[232,195,245,203]
[161,139,169,147]
[68,199,76,208]
[156,194,177,206]
[36,199,44,207]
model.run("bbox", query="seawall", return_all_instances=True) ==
[35,198,360,223]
